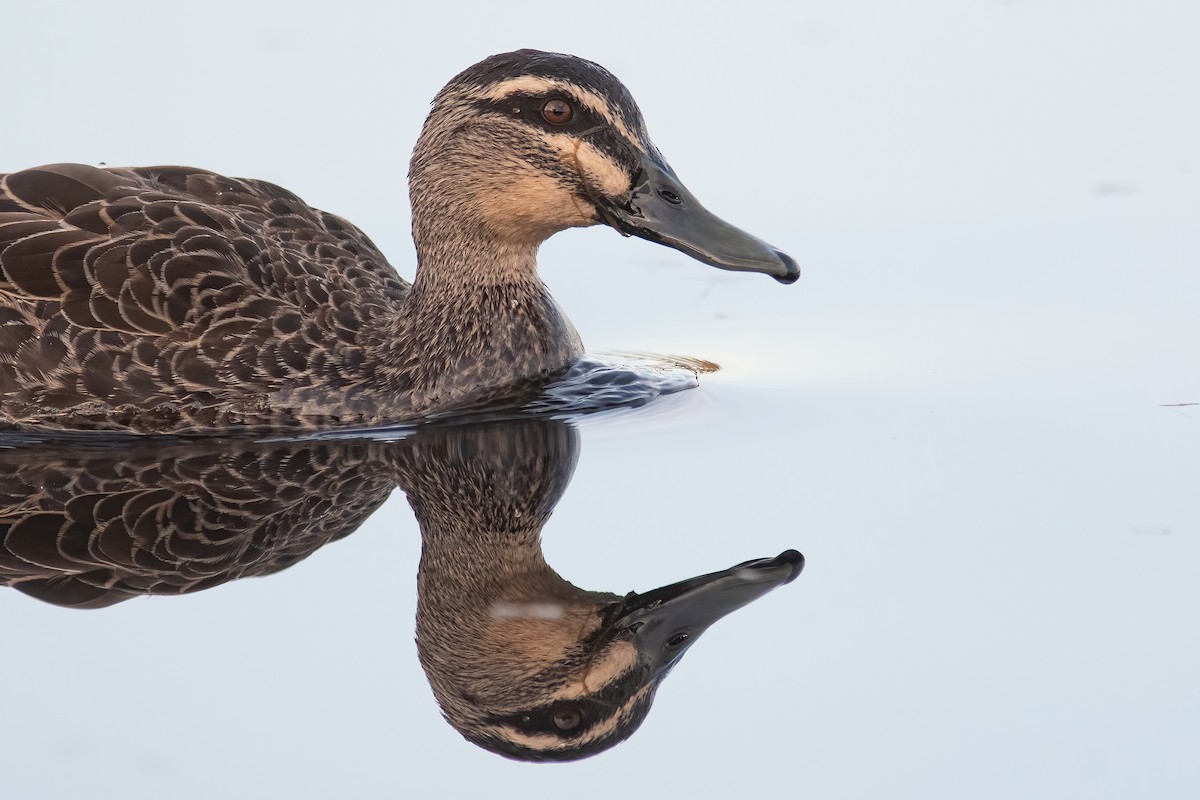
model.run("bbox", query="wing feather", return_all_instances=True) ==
[0,163,410,429]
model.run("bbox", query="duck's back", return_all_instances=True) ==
[0,164,410,432]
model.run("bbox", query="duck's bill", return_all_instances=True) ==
[612,549,804,676]
[595,160,799,284]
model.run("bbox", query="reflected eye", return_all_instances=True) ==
[552,705,583,731]
[542,98,574,125]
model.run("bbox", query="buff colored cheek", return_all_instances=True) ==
[572,143,630,197]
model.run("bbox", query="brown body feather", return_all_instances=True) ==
[0,164,415,431]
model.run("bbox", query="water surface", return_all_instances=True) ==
[2,3,1198,798]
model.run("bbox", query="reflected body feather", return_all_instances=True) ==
[0,437,397,607]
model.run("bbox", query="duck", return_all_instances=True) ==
[0,418,804,760]
[0,49,797,434]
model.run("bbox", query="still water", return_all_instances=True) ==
[3,2,1199,798]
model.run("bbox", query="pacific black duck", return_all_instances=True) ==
[0,50,796,433]
[0,420,803,760]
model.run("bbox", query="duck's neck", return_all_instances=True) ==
[410,211,539,293]
[371,209,584,410]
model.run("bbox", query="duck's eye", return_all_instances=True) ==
[552,705,583,731]
[542,98,574,125]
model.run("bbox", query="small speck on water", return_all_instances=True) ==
[1092,181,1138,196]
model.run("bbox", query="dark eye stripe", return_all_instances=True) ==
[474,93,596,131]
[474,95,642,173]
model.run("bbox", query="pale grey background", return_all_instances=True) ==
[2,1,1198,798]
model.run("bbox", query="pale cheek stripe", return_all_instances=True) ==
[538,134,633,198]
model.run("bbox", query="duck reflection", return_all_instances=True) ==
[0,420,802,760]
[0,437,397,608]
[396,421,803,760]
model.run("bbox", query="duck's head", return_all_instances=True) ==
[417,549,804,761]
[410,49,798,283]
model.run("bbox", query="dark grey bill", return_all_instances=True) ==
[595,159,799,284]
[610,549,804,676]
